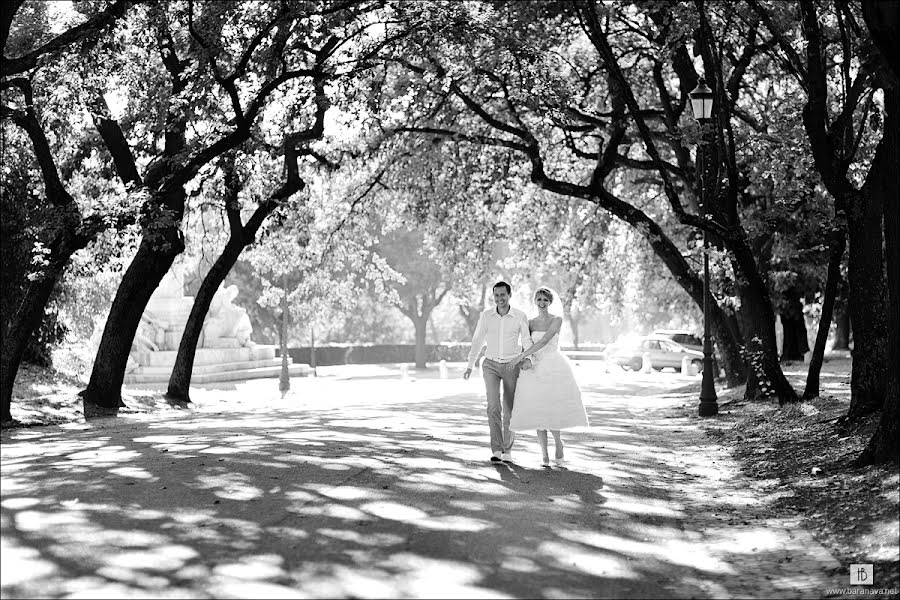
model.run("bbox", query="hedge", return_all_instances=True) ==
[280,343,471,366]
[279,342,606,366]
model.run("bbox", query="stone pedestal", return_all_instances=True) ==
[124,344,309,384]
[145,296,194,351]
[122,262,308,385]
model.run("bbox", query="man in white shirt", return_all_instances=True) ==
[463,281,534,463]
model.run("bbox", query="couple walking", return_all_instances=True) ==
[463,281,588,466]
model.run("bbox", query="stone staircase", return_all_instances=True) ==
[123,344,309,385]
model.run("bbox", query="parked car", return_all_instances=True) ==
[652,329,723,375]
[652,329,703,352]
[608,335,704,372]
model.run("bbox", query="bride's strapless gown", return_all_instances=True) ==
[510,331,589,431]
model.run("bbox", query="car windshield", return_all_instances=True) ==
[670,333,701,346]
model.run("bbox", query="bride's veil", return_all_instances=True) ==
[532,285,564,318]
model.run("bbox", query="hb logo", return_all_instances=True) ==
[850,564,874,585]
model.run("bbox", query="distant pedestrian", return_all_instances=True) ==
[508,286,588,467]
[463,281,534,463]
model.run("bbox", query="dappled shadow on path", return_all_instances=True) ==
[1,371,841,598]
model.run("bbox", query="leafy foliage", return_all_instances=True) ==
[241,151,401,344]
[0,126,67,365]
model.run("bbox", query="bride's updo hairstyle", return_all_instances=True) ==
[532,286,563,317]
[534,287,554,304]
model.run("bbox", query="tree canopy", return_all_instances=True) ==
[2,0,896,463]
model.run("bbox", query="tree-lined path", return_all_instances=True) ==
[1,367,843,599]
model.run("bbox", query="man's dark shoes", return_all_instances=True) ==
[490,451,502,462]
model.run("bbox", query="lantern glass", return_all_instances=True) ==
[689,79,714,120]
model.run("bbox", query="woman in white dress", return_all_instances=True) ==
[508,287,588,466]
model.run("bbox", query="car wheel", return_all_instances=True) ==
[629,357,642,371]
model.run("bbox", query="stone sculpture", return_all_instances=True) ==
[202,284,254,348]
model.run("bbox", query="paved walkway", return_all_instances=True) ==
[1,366,844,598]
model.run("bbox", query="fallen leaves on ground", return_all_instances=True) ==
[2,363,185,427]
[694,363,899,594]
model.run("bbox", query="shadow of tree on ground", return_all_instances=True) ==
[1,369,843,598]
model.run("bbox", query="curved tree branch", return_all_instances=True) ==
[1,0,26,53]
[88,93,142,187]
[746,0,807,84]
[2,0,132,77]
[575,1,692,223]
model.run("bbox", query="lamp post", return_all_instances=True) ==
[279,272,290,398]
[690,77,718,417]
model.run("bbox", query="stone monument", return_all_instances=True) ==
[202,284,254,349]
[121,259,308,385]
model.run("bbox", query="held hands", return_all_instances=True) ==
[463,360,529,378]
[510,355,531,370]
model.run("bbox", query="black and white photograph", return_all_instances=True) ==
[1,0,898,598]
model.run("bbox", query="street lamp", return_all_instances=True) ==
[689,77,718,417]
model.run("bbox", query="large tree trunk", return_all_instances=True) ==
[796,1,888,422]
[166,239,243,403]
[857,213,897,462]
[716,310,745,387]
[568,313,581,350]
[1,83,105,423]
[856,35,898,462]
[309,326,317,377]
[744,369,759,401]
[79,7,194,415]
[166,142,304,402]
[413,315,427,369]
[779,288,809,362]
[737,276,798,403]
[804,219,846,400]
[0,232,75,422]
[843,186,889,421]
[832,302,851,350]
[80,192,186,415]
[279,273,290,397]
[166,144,302,401]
